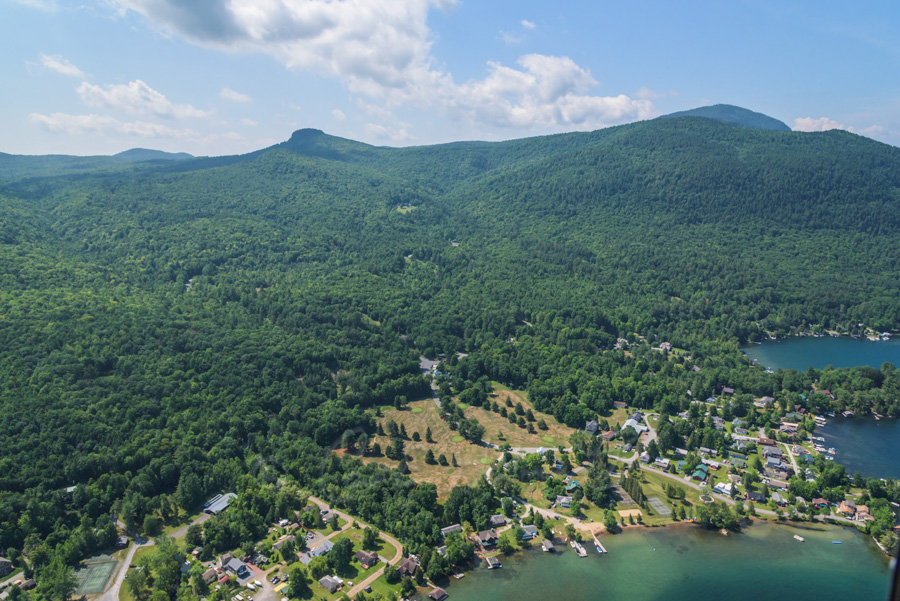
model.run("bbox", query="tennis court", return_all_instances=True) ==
[74,561,118,595]
[647,496,672,516]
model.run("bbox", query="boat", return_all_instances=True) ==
[825,456,834,461]
[570,540,588,557]
[794,535,805,542]
[833,541,842,544]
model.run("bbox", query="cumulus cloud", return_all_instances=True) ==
[38,54,84,78]
[331,109,346,121]
[241,117,259,126]
[793,116,848,132]
[77,80,210,119]
[112,0,654,133]
[29,112,195,137]
[221,87,252,103]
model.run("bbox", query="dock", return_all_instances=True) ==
[570,540,588,557]
[593,536,607,554]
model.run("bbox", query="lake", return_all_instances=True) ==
[741,336,900,371]
[432,522,891,601]
[818,416,900,479]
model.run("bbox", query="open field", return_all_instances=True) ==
[463,384,574,448]
[362,400,495,498]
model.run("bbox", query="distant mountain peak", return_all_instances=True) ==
[659,104,791,131]
[115,148,193,162]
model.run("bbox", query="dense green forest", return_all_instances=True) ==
[2,109,900,597]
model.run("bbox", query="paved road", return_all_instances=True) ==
[306,496,404,600]
[97,513,211,601]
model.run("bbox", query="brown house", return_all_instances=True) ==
[398,556,418,578]
[355,550,379,569]
[477,529,499,547]
[429,587,449,601]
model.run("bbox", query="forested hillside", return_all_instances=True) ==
[2,112,900,587]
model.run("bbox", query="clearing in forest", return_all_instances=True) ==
[362,400,495,498]
[463,384,574,448]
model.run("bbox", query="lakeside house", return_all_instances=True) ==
[542,539,555,552]
[522,525,538,540]
[477,529,499,548]
[441,524,462,537]
[204,492,237,515]
[839,500,857,517]
[398,556,419,578]
[857,505,873,522]
[319,576,341,593]
[490,514,507,528]
[355,550,379,569]
[429,587,449,601]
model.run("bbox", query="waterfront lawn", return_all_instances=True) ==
[364,400,494,498]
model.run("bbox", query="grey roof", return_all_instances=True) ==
[319,576,341,593]
[205,492,237,515]
[225,558,247,574]
[313,539,334,555]
[522,524,538,535]
[441,524,462,536]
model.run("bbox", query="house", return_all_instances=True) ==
[639,451,651,463]
[565,479,581,493]
[731,457,747,469]
[428,587,449,601]
[734,428,749,436]
[477,529,499,547]
[298,552,313,565]
[542,539,556,552]
[397,556,419,577]
[219,553,234,568]
[857,505,873,522]
[614,401,628,409]
[812,498,829,508]
[692,365,702,372]
[746,491,766,503]
[713,482,734,496]
[766,458,787,470]
[355,550,379,569]
[224,558,250,579]
[759,396,775,406]
[762,445,783,458]
[698,447,717,457]
[673,448,688,458]
[204,492,237,515]
[436,545,447,557]
[202,568,218,584]
[585,420,599,436]
[319,576,341,593]
[522,525,538,540]
[321,510,338,523]
[273,535,295,552]
[691,465,710,482]
[729,474,742,484]
[654,457,670,470]
[490,514,507,527]
[601,430,616,441]
[630,411,644,422]
[838,500,857,517]
[312,539,334,556]
[0,556,13,577]
[678,411,690,420]
[702,458,721,470]
[769,479,789,491]
[712,417,724,431]
[732,418,743,427]
[441,524,462,537]
[18,579,36,591]
[723,387,735,395]
[556,495,573,508]
[757,437,777,447]
[115,535,129,549]
[771,492,787,506]
[623,418,648,435]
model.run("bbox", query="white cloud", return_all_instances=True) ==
[364,122,412,142]
[521,19,536,30]
[241,117,259,126]
[331,108,346,121]
[634,86,678,100]
[38,54,84,78]
[77,80,210,119]
[221,87,252,103]
[112,1,654,134]
[793,116,847,132]
[29,112,196,137]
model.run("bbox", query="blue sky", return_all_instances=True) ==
[3,0,899,156]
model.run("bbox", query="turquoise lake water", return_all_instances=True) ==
[430,522,891,601]
[742,336,900,371]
